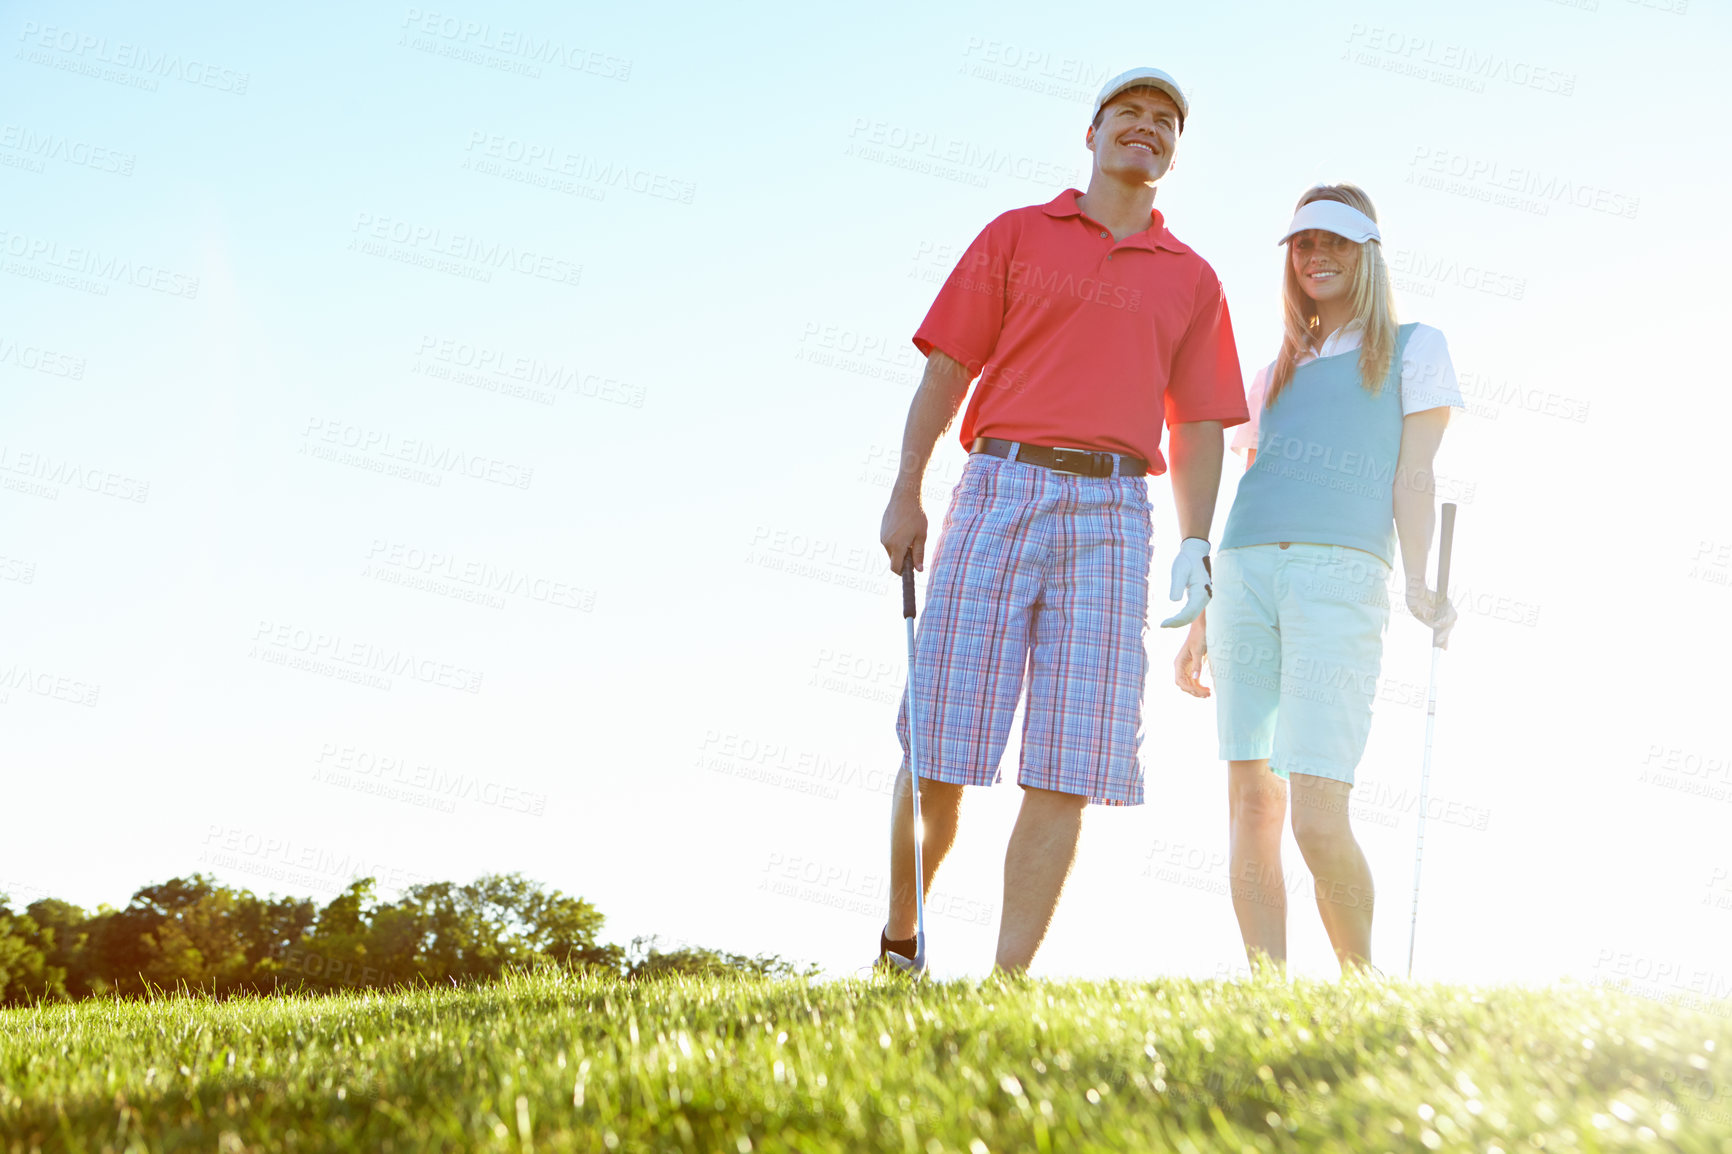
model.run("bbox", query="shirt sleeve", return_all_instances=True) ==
[1164,265,1249,428]
[1400,325,1465,415]
[1230,362,1272,456]
[912,215,1013,377]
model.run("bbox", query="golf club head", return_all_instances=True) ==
[880,937,927,979]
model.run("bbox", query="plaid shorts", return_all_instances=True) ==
[895,450,1155,806]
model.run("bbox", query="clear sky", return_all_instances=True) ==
[4,0,1729,993]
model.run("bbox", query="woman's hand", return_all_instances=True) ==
[1404,575,1458,649]
[1174,615,1211,698]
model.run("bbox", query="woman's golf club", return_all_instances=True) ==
[1406,502,1457,979]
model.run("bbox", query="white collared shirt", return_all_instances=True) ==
[1230,321,1464,454]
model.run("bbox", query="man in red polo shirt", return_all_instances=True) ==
[878,67,1247,974]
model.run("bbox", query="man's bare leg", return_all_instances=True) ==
[1289,771,1374,971]
[993,785,1087,973]
[1227,759,1288,969]
[886,767,965,940]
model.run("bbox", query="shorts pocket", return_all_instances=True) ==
[1316,549,1389,608]
[954,459,992,500]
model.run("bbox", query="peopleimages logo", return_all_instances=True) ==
[16,21,251,94]
[0,124,136,175]
[364,539,594,611]
[845,117,1074,188]
[301,418,534,490]
[313,742,548,816]
[250,620,484,695]
[1257,438,1478,506]
[942,250,1142,312]
[959,38,1111,87]
[956,38,1116,104]
[398,8,631,80]
[347,212,582,288]
[1343,24,1577,96]
[1258,434,1396,482]
[0,445,149,502]
[1388,247,1526,300]
[413,336,646,407]
[0,336,86,380]
[200,825,432,892]
[1456,371,1590,424]
[0,229,199,298]
[698,729,895,801]
[0,664,101,707]
[462,132,694,204]
[1593,949,1732,1001]
[1409,146,1639,220]
[1008,263,1140,311]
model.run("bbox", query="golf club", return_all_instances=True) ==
[1406,501,1457,979]
[891,546,928,977]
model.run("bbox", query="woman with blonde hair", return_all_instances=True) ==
[1173,184,1462,973]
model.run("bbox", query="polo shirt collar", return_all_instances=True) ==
[1311,318,1365,357]
[1042,188,1191,254]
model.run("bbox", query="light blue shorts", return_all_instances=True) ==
[1204,543,1391,785]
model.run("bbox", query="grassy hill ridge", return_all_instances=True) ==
[3,968,1730,1152]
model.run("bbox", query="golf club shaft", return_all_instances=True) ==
[1407,502,1457,979]
[901,551,927,951]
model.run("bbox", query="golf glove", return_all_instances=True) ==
[1159,538,1212,628]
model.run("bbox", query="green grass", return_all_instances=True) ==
[4,968,1731,1152]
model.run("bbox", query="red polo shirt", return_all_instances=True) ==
[913,189,1247,473]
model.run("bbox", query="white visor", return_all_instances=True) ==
[1277,200,1381,246]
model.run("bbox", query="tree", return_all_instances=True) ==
[24,898,92,999]
[625,936,818,982]
[230,891,318,975]
[0,900,64,1004]
[284,878,386,992]
[380,873,622,986]
[0,873,809,1002]
[90,876,257,996]
[512,878,622,973]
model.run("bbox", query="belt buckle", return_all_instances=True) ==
[1048,445,1106,477]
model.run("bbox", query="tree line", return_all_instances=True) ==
[0,873,813,1005]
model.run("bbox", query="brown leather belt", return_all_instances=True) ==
[971,437,1148,478]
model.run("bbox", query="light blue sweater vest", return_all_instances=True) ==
[1220,323,1417,566]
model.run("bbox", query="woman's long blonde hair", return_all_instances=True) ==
[1267,184,1398,407]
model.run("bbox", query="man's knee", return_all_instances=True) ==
[897,767,964,809]
[1020,784,1088,814]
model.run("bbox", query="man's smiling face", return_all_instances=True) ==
[1086,87,1181,185]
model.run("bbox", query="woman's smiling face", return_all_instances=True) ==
[1289,229,1360,304]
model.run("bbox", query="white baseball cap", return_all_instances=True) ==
[1277,199,1382,245]
[1093,67,1188,131]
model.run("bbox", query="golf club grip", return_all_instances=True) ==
[1436,503,1457,597]
[901,548,917,618]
